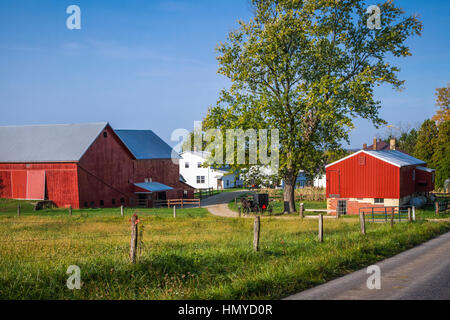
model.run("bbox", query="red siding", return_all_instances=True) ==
[0,170,12,198]
[0,163,79,208]
[133,159,192,199]
[415,169,435,193]
[77,125,135,208]
[1,125,194,209]
[326,153,400,199]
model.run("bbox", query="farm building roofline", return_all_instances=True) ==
[0,122,109,162]
[115,130,181,160]
[325,150,427,169]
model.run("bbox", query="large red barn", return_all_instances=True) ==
[326,148,435,215]
[0,123,194,209]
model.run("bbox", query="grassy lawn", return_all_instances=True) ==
[0,198,449,300]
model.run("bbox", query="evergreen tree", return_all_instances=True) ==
[414,119,438,167]
[432,120,450,190]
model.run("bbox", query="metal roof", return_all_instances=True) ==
[364,150,426,167]
[326,150,426,168]
[134,182,173,193]
[417,166,435,173]
[115,130,180,160]
[0,122,108,163]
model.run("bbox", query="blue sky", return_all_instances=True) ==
[0,0,449,149]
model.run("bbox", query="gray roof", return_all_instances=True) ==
[0,122,108,162]
[364,150,426,167]
[115,130,180,160]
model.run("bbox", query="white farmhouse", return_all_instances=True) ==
[179,151,229,190]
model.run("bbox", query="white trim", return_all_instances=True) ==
[325,150,365,168]
[326,150,425,169]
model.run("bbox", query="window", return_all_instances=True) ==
[337,200,347,215]
[359,156,366,166]
[185,162,189,169]
[103,132,108,138]
[90,201,95,207]
[84,202,88,207]
[374,198,384,204]
[197,176,205,184]
[120,198,125,204]
[100,200,104,206]
[226,180,230,187]
[112,199,116,205]
[198,162,202,168]
[412,170,416,181]
[183,190,188,199]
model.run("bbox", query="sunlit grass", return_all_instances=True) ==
[0,198,449,300]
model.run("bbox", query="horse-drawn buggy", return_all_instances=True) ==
[240,194,272,214]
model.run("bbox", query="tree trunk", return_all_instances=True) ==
[283,171,297,213]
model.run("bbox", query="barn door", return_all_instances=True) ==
[328,170,340,198]
[26,170,46,200]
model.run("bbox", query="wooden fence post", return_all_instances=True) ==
[318,214,323,243]
[253,216,260,252]
[435,202,439,216]
[412,206,416,222]
[360,212,366,235]
[69,205,72,216]
[17,204,21,217]
[299,203,304,219]
[407,207,412,223]
[238,206,242,217]
[173,206,176,218]
[121,205,124,217]
[130,214,139,264]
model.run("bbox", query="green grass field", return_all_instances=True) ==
[0,198,449,300]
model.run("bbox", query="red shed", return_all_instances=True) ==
[326,150,435,215]
[0,123,194,209]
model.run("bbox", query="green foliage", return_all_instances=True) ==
[432,121,450,189]
[432,83,450,125]
[414,119,438,167]
[397,128,418,155]
[204,0,422,211]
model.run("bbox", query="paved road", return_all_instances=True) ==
[285,231,450,300]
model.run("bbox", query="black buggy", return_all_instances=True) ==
[240,194,272,215]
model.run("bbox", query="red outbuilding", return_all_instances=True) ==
[326,147,435,215]
[0,122,194,209]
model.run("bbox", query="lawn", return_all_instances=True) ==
[0,198,449,300]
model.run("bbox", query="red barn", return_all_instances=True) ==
[0,123,194,209]
[326,149,435,215]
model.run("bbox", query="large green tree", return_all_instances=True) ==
[432,120,450,190]
[204,0,422,212]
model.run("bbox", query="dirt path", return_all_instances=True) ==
[201,191,250,218]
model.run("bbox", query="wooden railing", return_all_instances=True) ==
[154,199,201,208]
